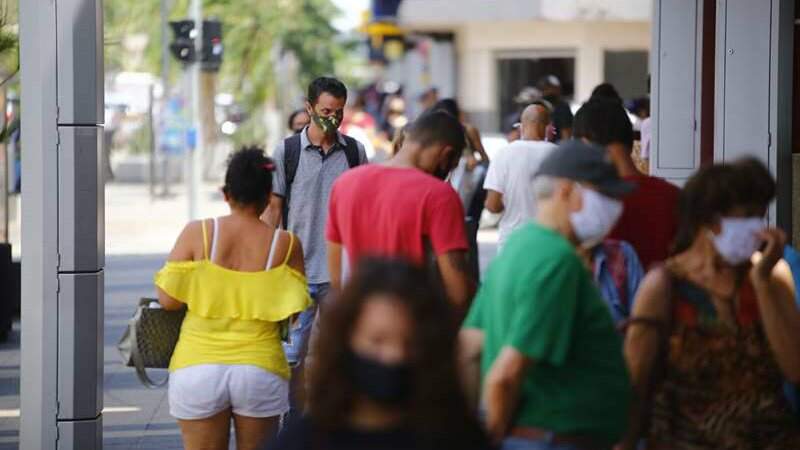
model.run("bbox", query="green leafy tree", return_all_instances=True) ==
[104,0,350,147]
[0,1,18,86]
[0,1,18,146]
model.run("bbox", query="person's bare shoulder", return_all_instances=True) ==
[631,266,673,320]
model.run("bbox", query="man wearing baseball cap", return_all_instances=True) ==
[460,140,633,449]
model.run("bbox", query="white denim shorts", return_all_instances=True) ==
[168,364,289,420]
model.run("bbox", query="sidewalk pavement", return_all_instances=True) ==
[0,181,499,449]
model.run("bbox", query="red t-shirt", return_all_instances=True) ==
[326,164,468,267]
[608,175,680,271]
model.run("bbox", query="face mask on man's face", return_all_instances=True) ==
[432,148,457,180]
[711,217,765,266]
[569,186,623,247]
[310,110,342,136]
[433,164,451,180]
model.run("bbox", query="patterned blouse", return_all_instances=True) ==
[646,269,800,449]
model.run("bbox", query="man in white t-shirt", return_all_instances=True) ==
[484,102,556,248]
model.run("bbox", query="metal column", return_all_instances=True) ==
[20,0,105,449]
[714,0,794,231]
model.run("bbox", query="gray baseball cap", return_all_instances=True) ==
[535,139,636,198]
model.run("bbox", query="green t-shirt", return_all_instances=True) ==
[464,223,631,444]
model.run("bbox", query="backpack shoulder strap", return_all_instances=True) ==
[284,133,302,187]
[282,134,302,229]
[342,135,362,168]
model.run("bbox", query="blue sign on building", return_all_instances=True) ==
[372,0,402,21]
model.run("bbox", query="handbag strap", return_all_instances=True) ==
[130,300,170,389]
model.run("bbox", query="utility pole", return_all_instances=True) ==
[188,0,203,220]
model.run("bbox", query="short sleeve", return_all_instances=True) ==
[357,141,369,164]
[424,184,468,256]
[463,286,486,330]
[508,256,580,366]
[554,103,574,130]
[272,141,287,197]
[622,241,645,314]
[483,151,505,193]
[325,180,342,244]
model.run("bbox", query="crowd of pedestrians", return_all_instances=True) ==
[154,75,800,450]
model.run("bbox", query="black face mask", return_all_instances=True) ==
[349,351,412,405]
[433,165,451,181]
[433,149,458,180]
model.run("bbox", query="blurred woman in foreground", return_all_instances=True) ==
[268,258,492,450]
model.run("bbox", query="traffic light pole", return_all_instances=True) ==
[160,0,172,197]
[188,0,203,220]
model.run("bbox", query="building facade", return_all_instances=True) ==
[383,0,651,130]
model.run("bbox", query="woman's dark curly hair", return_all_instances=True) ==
[306,258,489,448]
[222,146,274,210]
[671,157,775,254]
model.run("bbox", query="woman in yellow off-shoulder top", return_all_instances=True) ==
[154,147,310,450]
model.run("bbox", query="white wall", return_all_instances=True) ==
[399,0,651,26]
[399,0,544,26]
[541,0,651,21]
[456,21,651,113]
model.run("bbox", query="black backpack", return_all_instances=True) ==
[282,133,362,228]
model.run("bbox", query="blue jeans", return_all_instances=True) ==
[283,283,329,365]
[501,436,581,450]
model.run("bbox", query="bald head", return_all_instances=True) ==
[520,103,550,141]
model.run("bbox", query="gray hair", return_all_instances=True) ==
[532,175,557,199]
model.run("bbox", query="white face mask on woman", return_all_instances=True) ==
[712,217,765,265]
[569,186,624,247]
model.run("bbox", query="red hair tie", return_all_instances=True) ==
[263,163,275,172]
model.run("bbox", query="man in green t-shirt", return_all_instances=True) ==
[460,140,634,450]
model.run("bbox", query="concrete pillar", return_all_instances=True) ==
[458,48,495,131]
[575,44,604,103]
[20,0,104,448]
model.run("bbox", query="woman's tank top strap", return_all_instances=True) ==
[200,219,209,260]
[283,232,294,266]
[265,229,281,270]
[210,217,220,263]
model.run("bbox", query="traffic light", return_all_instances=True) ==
[169,20,196,64]
[168,19,223,70]
[201,19,223,72]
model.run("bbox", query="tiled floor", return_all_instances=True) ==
[1,182,500,449]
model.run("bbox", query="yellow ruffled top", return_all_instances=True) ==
[154,221,310,379]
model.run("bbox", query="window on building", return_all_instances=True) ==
[603,50,649,103]
[497,56,575,132]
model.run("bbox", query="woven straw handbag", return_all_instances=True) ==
[117,298,186,388]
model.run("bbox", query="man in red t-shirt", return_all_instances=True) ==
[573,96,680,270]
[326,110,476,314]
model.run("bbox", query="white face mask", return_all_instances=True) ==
[569,186,624,247]
[712,217,765,265]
